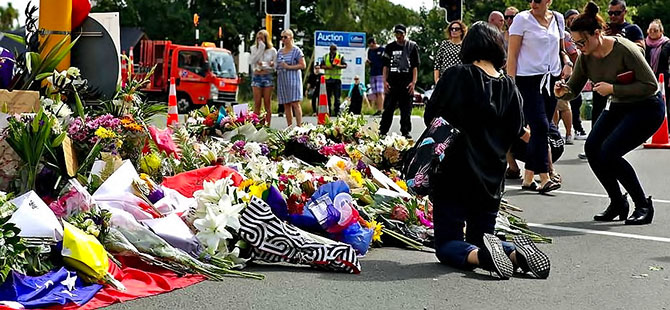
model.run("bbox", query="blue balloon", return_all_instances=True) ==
[0,48,15,89]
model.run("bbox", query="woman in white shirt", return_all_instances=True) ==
[507,0,572,194]
[250,30,277,125]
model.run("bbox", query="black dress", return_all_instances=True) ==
[424,64,524,210]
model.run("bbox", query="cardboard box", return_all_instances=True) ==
[0,90,40,113]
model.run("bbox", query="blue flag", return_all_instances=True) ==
[0,267,102,308]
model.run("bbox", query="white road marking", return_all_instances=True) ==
[505,186,670,204]
[527,223,670,243]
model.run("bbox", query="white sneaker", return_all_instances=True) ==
[574,132,588,140]
[565,135,573,145]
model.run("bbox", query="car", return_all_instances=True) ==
[422,87,434,104]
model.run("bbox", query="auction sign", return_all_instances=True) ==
[314,31,366,91]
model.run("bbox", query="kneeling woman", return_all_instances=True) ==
[425,22,550,280]
[555,2,664,225]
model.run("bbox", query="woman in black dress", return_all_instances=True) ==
[425,22,550,279]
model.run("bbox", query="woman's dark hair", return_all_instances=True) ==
[569,1,606,35]
[459,21,506,69]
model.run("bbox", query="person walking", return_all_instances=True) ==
[276,29,306,127]
[555,2,663,225]
[345,75,368,115]
[434,20,466,83]
[553,9,581,144]
[380,24,420,139]
[507,0,571,194]
[306,64,323,116]
[425,21,550,280]
[645,19,670,132]
[321,44,347,117]
[564,9,588,141]
[250,30,277,126]
[367,38,385,116]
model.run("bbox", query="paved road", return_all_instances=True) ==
[127,116,670,309]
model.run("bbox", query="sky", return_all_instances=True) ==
[1,0,436,26]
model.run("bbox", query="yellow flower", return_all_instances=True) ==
[248,182,268,198]
[395,180,408,192]
[139,153,161,173]
[95,127,117,139]
[348,149,362,163]
[349,169,363,187]
[370,220,383,242]
[238,179,254,190]
[336,160,346,170]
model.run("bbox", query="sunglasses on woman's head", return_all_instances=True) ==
[608,10,623,16]
[505,15,516,19]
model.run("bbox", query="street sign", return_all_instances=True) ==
[314,30,366,91]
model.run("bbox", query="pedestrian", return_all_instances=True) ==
[250,29,277,126]
[276,29,306,127]
[380,24,420,139]
[320,44,347,117]
[425,21,550,280]
[306,64,323,116]
[434,20,466,83]
[345,75,368,115]
[503,6,519,50]
[553,9,581,145]
[367,38,385,116]
[488,11,505,32]
[555,1,663,225]
[645,19,670,132]
[507,0,571,193]
[564,9,589,141]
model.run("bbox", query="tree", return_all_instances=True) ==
[0,3,19,30]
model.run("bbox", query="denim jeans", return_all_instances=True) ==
[585,93,665,206]
[516,75,559,173]
[432,196,515,269]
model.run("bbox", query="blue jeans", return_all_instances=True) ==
[432,196,515,269]
[585,93,665,207]
[516,75,559,173]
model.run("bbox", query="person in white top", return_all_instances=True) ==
[507,0,573,194]
[250,29,277,126]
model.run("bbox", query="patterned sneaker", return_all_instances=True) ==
[479,233,513,280]
[513,235,551,279]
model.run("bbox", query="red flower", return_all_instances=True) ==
[287,194,305,215]
[390,205,410,222]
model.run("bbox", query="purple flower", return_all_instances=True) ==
[356,160,367,171]
[147,188,165,204]
[260,143,270,156]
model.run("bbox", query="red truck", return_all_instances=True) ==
[134,40,239,112]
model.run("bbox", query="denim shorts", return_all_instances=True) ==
[252,74,274,88]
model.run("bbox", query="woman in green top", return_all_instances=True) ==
[555,2,665,225]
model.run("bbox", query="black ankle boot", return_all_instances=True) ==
[625,196,654,225]
[594,194,629,221]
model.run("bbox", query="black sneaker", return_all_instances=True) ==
[479,233,513,279]
[578,152,587,160]
[373,111,382,116]
[513,235,550,279]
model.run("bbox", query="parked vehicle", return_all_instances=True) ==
[133,41,239,112]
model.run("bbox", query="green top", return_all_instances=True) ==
[563,37,658,103]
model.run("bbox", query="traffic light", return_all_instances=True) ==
[439,0,462,22]
[265,0,287,15]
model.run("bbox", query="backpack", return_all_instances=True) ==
[402,117,460,196]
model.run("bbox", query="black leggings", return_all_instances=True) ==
[584,94,665,206]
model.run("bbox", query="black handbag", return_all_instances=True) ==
[402,117,460,196]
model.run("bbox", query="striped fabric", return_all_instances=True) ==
[276,46,304,104]
[239,196,361,274]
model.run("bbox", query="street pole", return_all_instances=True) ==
[284,0,290,32]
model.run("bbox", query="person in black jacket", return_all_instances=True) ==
[425,22,550,280]
[645,19,670,132]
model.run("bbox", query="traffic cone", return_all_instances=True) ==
[120,51,127,87]
[128,48,135,76]
[167,77,179,127]
[317,75,329,125]
[644,73,670,149]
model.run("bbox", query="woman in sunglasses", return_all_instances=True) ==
[554,2,663,225]
[507,0,571,194]
[433,20,467,83]
[276,29,306,127]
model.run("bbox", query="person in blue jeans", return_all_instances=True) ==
[425,22,550,280]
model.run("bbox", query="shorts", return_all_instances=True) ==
[557,99,570,112]
[252,73,274,88]
[370,75,384,94]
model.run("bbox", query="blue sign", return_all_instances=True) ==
[315,31,366,48]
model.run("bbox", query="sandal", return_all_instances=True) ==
[549,171,562,183]
[521,182,538,191]
[505,168,521,179]
[538,180,561,194]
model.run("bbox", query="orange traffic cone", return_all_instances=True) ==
[120,51,127,87]
[644,73,670,149]
[129,48,135,76]
[317,75,329,125]
[167,77,179,127]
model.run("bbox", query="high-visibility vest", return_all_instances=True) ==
[324,53,343,80]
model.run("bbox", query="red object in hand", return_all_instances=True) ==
[71,0,91,29]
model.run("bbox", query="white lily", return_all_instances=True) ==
[194,207,235,253]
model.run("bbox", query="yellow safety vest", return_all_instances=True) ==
[324,53,343,80]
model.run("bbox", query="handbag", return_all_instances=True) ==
[402,117,460,196]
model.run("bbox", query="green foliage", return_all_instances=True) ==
[0,3,19,30]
